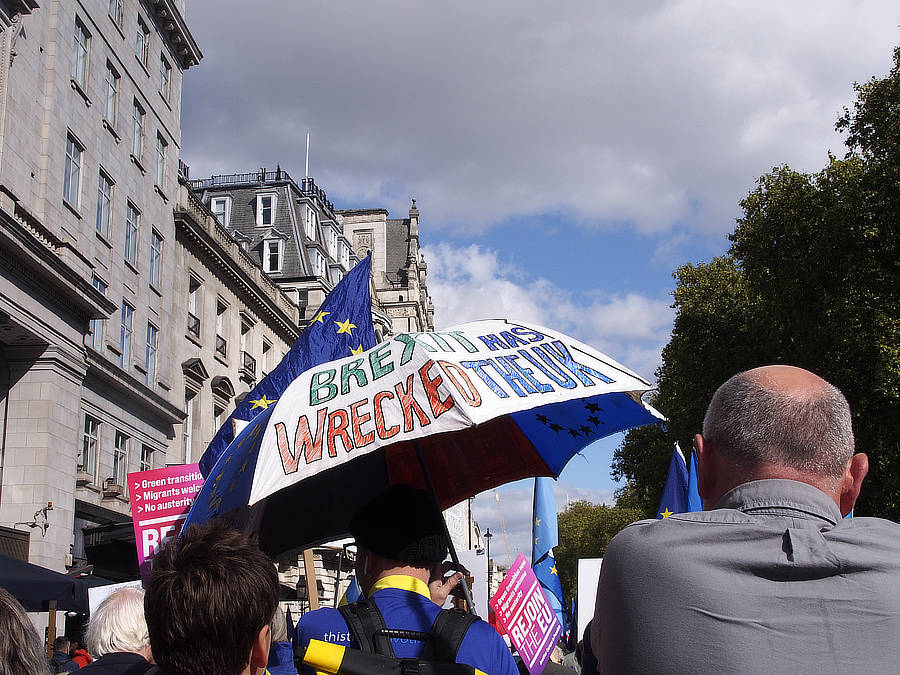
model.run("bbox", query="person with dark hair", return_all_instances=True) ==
[591,365,900,673]
[0,587,51,675]
[296,484,517,674]
[50,636,80,672]
[144,520,279,675]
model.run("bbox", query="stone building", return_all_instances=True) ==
[0,0,200,575]
[172,174,298,469]
[187,169,394,334]
[338,203,435,335]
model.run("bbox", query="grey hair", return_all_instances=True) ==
[702,370,854,478]
[86,586,150,657]
[0,587,51,675]
[270,603,287,643]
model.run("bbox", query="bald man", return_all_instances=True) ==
[591,366,900,674]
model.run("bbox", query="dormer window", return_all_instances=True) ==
[264,239,283,273]
[256,193,276,227]
[211,196,232,227]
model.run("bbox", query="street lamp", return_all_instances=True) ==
[484,528,493,593]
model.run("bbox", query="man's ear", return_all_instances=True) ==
[694,434,714,507]
[839,453,868,517]
[249,623,271,671]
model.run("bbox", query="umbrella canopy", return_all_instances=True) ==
[0,553,87,612]
[188,319,664,557]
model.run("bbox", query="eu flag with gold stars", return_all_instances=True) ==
[197,255,376,477]
[657,443,702,519]
[533,477,565,630]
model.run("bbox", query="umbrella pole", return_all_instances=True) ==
[414,442,477,616]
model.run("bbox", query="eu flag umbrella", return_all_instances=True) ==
[186,318,665,559]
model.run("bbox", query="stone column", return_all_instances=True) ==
[0,343,86,570]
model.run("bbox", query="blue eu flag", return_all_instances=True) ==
[198,255,376,477]
[657,443,702,518]
[533,477,565,630]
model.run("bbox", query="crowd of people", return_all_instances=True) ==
[2,364,897,674]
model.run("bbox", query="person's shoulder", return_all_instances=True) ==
[296,606,345,634]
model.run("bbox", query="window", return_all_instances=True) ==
[136,17,150,68]
[159,55,171,100]
[89,276,107,351]
[63,133,83,207]
[108,0,122,27]
[145,323,158,387]
[256,194,276,226]
[263,239,283,273]
[211,196,231,227]
[304,204,316,239]
[309,248,325,278]
[261,338,272,378]
[96,171,113,237]
[183,390,195,463]
[72,18,90,88]
[113,431,128,487]
[156,134,168,189]
[80,414,100,478]
[187,276,201,338]
[216,300,228,358]
[125,202,139,264]
[131,100,145,161]
[149,229,162,287]
[120,300,133,369]
[140,444,153,472]
[104,62,119,126]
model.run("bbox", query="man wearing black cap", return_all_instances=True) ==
[295,485,517,674]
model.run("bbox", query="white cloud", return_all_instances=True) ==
[422,242,673,380]
[181,0,899,237]
[471,482,616,566]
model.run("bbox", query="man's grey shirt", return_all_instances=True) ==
[592,479,900,674]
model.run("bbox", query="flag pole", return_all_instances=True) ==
[414,441,477,615]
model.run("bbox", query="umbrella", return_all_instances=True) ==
[0,553,86,612]
[189,319,664,560]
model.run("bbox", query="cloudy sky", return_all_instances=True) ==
[180,1,900,557]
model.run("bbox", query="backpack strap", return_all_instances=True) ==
[420,608,477,662]
[338,597,395,656]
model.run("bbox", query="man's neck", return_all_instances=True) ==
[373,564,430,586]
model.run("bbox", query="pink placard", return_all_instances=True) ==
[489,552,562,675]
[129,464,204,581]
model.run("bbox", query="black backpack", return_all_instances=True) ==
[336,597,480,674]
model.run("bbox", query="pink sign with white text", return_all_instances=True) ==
[129,464,204,581]
[489,552,562,675]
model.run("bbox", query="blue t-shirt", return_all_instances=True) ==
[296,574,516,675]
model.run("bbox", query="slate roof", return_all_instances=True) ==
[385,218,411,284]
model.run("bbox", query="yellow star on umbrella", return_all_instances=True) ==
[350,344,364,355]
[249,395,276,410]
[312,310,330,324]
[550,565,558,576]
[335,318,356,335]
[660,507,674,518]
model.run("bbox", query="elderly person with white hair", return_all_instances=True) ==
[80,586,158,674]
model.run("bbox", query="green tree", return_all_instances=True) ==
[611,45,900,520]
[554,500,643,602]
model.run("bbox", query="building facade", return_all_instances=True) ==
[0,0,200,576]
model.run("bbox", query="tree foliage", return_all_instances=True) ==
[554,501,643,602]
[612,44,900,520]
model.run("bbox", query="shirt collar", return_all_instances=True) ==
[715,479,842,525]
[369,574,431,599]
